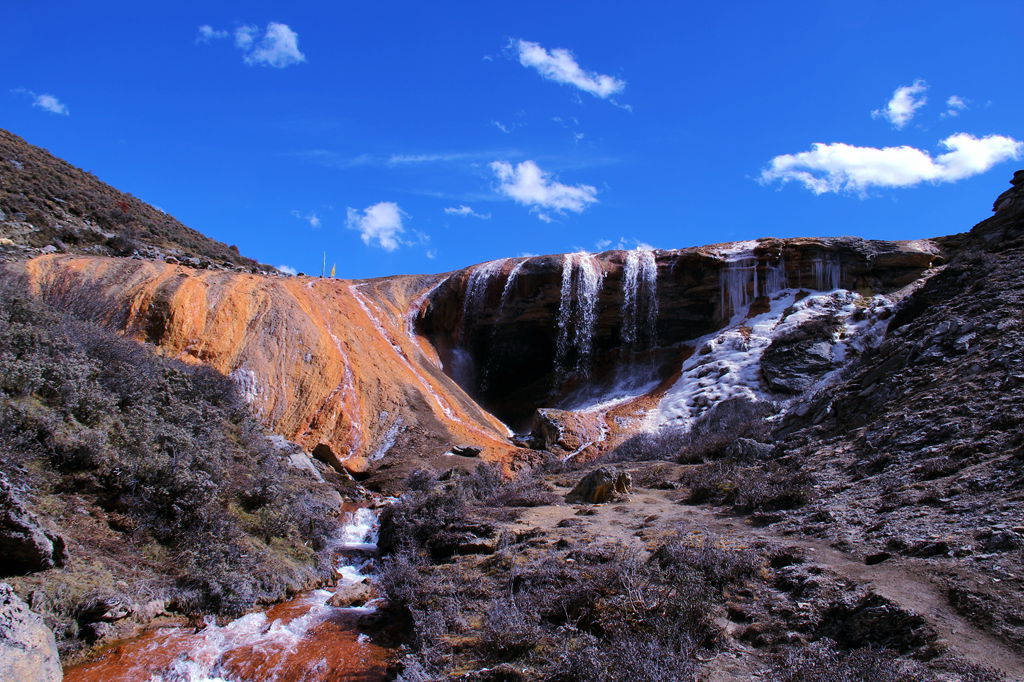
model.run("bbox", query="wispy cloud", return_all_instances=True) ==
[942,95,969,118]
[872,80,927,129]
[276,264,298,275]
[197,22,306,68]
[760,133,1022,195]
[491,159,598,221]
[291,210,321,228]
[288,148,519,170]
[444,205,491,219]
[196,25,228,43]
[346,202,408,251]
[513,39,625,100]
[13,88,69,116]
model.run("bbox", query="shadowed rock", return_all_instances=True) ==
[565,467,632,504]
[0,583,62,682]
[0,475,65,575]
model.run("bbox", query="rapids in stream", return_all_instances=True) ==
[64,506,391,682]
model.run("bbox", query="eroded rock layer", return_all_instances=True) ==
[24,256,519,480]
[22,234,944,481]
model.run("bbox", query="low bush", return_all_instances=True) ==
[684,460,813,512]
[0,269,344,651]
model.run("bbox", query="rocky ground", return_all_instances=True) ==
[374,461,1018,680]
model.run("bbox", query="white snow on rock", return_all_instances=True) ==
[649,287,893,432]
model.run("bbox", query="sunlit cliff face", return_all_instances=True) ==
[26,236,941,481]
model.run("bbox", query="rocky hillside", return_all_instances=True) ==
[763,170,1024,652]
[0,129,268,271]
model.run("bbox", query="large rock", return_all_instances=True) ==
[0,474,65,575]
[761,316,842,394]
[565,467,632,504]
[0,583,62,682]
[327,579,377,608]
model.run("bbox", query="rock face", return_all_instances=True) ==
[21,232,944,480]
[760,315,842,394]
[23,255,519,483]
[0,583,62,682]
[565,467,632,504]
[0,474,64,575]
[418,238,942,429]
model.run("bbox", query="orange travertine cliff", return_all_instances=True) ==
[23,234,944,486]
[25,255,522,479]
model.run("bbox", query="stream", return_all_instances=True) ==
[64,505,392,682]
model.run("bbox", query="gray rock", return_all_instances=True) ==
[762,316,842,394]
[0,583,62,682]
[565,467,631,504]
[0,475,65,575]
[725,438,774,460]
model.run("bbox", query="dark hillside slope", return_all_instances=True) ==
[771,171,1024,650]
[0,128,268,271]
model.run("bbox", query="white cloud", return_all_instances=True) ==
[491,160,598,220]
[595,238,612,249]
[199,22,305,68]
[32,93,68,116]
[244,22,306,68]
[196,25,228,42]
[276,264,298,275]
[444,205,491,219]
[760,133,1023,195]
[514,39,625,99]
[291,210,321,228]
[387,152,475,165]
[943,95,969,118]
[872,80,928,129]
[14,88,69,116]
[346,202,407,251]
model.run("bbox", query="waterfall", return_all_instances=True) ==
[620,247,658,348]
[811,255,841,290]
[720,258,756,320]
[499,259,527,313]
[719,254,788,320]
[462,259,506,325]
[556,252,605,374]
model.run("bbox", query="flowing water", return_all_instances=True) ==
[718,255,789,320]
[555,252,605,374]
[64,506,391,682]
[620,247,658,349]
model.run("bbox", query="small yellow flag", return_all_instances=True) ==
[330,263,336,278]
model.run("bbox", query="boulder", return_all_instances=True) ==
[327,579,376,608]
[0,475,65,575]
[565,467,632,504]
[761,316,841,394]
[0,583,62,682]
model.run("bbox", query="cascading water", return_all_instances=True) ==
[620,248,658,349]
[64,505,391,682]
[555,252,605,375]
[498,259,527,312]
[719,255,788,320]
[461,259,506,335]
[810,255,841,290]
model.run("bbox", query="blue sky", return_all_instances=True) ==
[5,1,1023,278]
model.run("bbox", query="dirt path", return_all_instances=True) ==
[509,468,1024,680]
